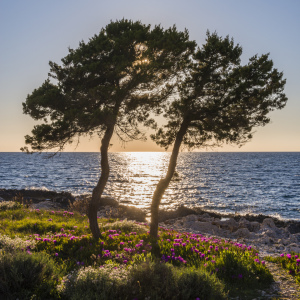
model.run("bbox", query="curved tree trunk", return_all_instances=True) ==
[88,115,118,239]
[150,118,190,239]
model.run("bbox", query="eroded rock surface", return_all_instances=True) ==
[160,213,300,257]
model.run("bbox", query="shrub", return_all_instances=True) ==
[102,219,148,234]
[0,201,22,211]
[61,263,130,300]
[0,251,61,299]
[62,261,227,300]
[129,260,227,300]
[212,251,273,289]
[69,198,90,215]
[0,234,36,252]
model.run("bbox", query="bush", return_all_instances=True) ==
[102,219,148,234]
[0,251,61,299]
[0,201,22,211]
[212,251,273,289]
[62,261,227,300]
[0,233,36,252]
[129,261,227,300]
[61,263,130,300]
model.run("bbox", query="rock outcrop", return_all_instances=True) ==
[159,213,300,257]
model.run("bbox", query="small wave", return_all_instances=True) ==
[25,186,50,191]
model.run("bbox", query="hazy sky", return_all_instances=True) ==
[1,0,299,152]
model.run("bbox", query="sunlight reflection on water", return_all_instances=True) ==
[106,152,171,210]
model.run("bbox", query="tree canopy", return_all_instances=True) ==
[22,20,194,152]
[149,32,287,238]
[22,19,195,238]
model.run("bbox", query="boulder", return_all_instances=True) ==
[100,197,119,207]
[249,221,260,232]
[188,221,223,236]
[158,205,197,222]
[288,243,300,253]
[183,214,199,222]
[198,213,214,222]
[239,217,251,228]
[31,201,57,210]
[259,235,275,245]
[277,238,290,246]
[214,218,239,232]
[287,222,300,234]
[263,229,279,239]
[233,228,252,239]
[262,218,277,230]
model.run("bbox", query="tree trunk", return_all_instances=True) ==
[150,118,190,239]
[88,119,116,239]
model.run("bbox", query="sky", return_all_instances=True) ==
[0,0,299,152]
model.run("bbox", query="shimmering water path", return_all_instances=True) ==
[0,152,299,220]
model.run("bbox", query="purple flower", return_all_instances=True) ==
[287,254,292,259]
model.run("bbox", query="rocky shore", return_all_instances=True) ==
[1,188,299,257]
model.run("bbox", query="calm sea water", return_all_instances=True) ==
[0,152,299,220]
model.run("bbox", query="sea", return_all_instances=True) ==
[0,152,299,221]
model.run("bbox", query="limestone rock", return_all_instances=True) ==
[31,201,57,210]
[189,221,222,236]
[233,227,252,239]
[288,243,300,253]
[239,217,250,228]
[183,214,199,222]
[259,235,275,245]
[262,218,277,230]
[215,218,239,232]
[249,221,260,232]
[198,213,214,222]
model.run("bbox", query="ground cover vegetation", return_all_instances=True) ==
[265,253,300,285]
[2,203,297,299]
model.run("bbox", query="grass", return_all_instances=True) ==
[0,201,294,299]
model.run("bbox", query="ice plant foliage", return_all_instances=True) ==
[267,252,300,284]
